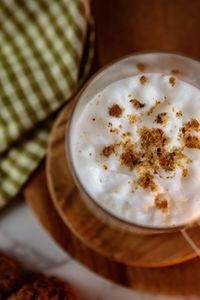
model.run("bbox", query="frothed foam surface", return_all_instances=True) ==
[71,73,200,227]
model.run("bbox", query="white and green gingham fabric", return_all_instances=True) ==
[0,0,93,207]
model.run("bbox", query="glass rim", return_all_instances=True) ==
[66,51,200,233]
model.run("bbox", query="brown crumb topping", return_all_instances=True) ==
[127,114,141,124]
[101,98,199,192]
[136,63,147,72]
[140,75,148,85]
[102,145,115,157]
[183,119,200,132]
[159,148,185,172]
[176,111,183,118]
[185,135,200,149]
[109,104,124,117]
[147,100,161,115]
[182,168,188,177]
[169,77,176,87]
[120,148,140,170]
[138,172,157,191]
[130,98,146,109]
[171,69,180,75]
[181,119,200,149]
[122,131,131,137]
[155,194,168,213]
[154,112,168,125]
[139,127,169,149]
[103,164,108,170]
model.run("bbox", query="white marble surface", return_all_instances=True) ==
[0,199,199,300]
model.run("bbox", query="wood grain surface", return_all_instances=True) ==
[24,0,200,295]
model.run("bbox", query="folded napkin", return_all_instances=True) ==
[0,0,93,207]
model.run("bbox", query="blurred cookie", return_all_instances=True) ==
[8,276,78,300]
[0,252,24,300]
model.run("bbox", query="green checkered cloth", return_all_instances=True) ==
[0,0,93,207]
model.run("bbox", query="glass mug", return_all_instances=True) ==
[66,52,200,236]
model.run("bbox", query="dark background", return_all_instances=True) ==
[92,0,200,68]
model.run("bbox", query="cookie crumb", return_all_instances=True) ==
[109,104,124,117]
[182,168,188,177]
[140,75,148,85]
[130,98,145,109]
[103,164,108,170]
[171,69,180,75]
[176,111,182,118]
[147,100,161,115]
[169,77,176,87]
[138,172,157,191]
[127,114,141,124]
[155,194,168,212]
[102,145,115,157]
[154,113,168,125]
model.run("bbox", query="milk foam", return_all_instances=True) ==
[71,73,200,227]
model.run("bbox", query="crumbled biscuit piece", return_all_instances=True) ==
[184,119,200,132]
[130,98,145,109]
[147,101,161,115]
[159,149,184,172]
[171,69,180,75]
[139,127,169,149]
[102,145,115,157]
[155,195,168,212]
[137,172,157,191]
[103,164,108,170]
[140,75,148,85]
[185,135,200,149]
[120,148,140,170]
[182,168,188,177]
[122,131,131,137]
[155,112,168,125]
[176,111,182,118]
[169,77,176,87]
[109,104,124,117]
[110,127,119,134]
[127,114,141,124]
[181,119,200,149]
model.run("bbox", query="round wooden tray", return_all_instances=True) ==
[45,101,200,268]
[24,162,200,295]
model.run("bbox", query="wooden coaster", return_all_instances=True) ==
[24,163,200,295]
[45,101,200,268]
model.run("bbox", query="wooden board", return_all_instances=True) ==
[24,0,200,294]
[46,100,200,268]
